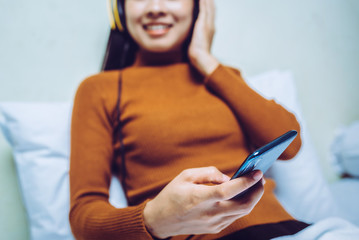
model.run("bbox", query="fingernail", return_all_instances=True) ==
[262,178,266,185]
[252,171,262,181]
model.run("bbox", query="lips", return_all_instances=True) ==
[143,23,173,36]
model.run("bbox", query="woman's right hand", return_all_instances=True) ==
[143,166,264,239]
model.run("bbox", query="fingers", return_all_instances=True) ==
[198,0,215,28]
[205,0,215,27]
[209,170,263,201]
[203,180,264,220]
[179,166,230,185]
[196,182,264,233]
[199,0,215,29]
[216,180,265,216]
[188,0,217,74]
[198,0,206,23]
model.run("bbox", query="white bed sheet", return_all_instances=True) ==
[273,217,359,240]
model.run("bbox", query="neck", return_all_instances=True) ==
[133,49,185,67]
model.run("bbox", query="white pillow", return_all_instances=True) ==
[245,70,342,222]
[0,103,126,240]
[0,70,341,239]
[331,121,359,177]
[0,103,73,240]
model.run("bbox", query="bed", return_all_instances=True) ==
[1,70,358,240]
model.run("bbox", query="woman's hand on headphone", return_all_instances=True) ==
[188,0,219,77]
[143,166,264,239]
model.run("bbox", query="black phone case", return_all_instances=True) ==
[231,130,298,198]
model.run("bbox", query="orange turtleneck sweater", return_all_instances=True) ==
[69,63,302,240]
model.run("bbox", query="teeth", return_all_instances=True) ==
[146,25,169,30]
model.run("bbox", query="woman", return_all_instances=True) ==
[69,0,306,239]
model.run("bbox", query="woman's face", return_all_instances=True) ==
[125,0,194,53]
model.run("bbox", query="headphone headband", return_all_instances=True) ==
[107,0,124,31]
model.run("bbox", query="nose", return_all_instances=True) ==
[145,0,167,18]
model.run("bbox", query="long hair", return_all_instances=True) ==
[102,0,200,71]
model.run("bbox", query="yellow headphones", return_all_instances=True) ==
[107,0,124,31]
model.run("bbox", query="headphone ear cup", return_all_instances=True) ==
[117,0,126,29]
[108,0,125,31]
[114,0,125,31]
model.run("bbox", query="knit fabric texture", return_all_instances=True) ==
[69,63,301,240]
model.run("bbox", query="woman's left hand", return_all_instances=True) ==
[188,0,219,76]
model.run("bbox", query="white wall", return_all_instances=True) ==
[0,0,109,238]
[0,0,108,101]
[213,0,359,180]
[1,0,358,239]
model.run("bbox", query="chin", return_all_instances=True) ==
[142,44,182,54]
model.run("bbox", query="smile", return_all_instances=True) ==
[143,23,173,36]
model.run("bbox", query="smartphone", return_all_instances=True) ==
[231,130,298,198]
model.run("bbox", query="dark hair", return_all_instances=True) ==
[101,0,200,71]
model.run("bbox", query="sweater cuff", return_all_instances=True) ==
[108,199,155,239]
[131,199,155,239]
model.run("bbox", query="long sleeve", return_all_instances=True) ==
[69,74,153,240]
[204,65,301,159]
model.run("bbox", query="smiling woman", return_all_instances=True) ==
[125,0,194,53]
[69,0,306,239]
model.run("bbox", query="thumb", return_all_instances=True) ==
[179,166,230,185]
